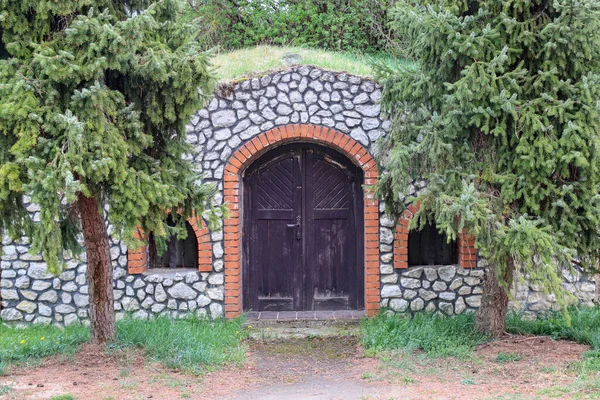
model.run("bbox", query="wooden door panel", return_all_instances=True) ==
[306,151,362,311]
[311,158,352,210]
[255,219,295,311]
[311,218,351,310]
[244,144,363,312]
[256,158,295,210]
[245,151,302,311]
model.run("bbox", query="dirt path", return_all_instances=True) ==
[226,337,384,400]
[0,335,594,400]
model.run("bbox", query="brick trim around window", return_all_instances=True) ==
[127,215,212,274]
[394,203,477,269]
[222,124,381,318]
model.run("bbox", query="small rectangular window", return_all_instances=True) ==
[408,223,457,266]
[149,217,198,269]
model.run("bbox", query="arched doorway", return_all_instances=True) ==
[243,143,365,311]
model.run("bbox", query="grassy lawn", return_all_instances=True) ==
[0,323,89,375]
[112,316,247,373]
[2,309,600,398]
[212,45,412,81]
[4,307,599,371]
[507,306,600,377]
[0,316,246,376]
[506,306,600,347]
[362,306,600,359]
[361,306,600,398]
[361,312,489,359]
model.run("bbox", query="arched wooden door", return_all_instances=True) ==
[243,143,364,311]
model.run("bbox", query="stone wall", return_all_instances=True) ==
[379,256,597,317]
[190,65,387,187]
[178,65,391,317]
[0,65,597,326]
[510,266,597,318]
[1,232,225,325]
[380,264,485,315]
[1,65,390,325]
[3,230,596,325]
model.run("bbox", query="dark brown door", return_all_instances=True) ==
[243,144,364,311]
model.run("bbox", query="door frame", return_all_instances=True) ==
[242,143,365,312]
[221,124,380,318]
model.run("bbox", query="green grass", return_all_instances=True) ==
[495,352,524,363]
[111,316,247,374]
[461,377,477,385]
[507,305,600,373]
[0,323,89,367]
[0,384,13,395]
[361,312,489,359]
[572,350,600,374]
[509,305,600,379]
[0,316,247,375]
[362,306,600,364]
[506,306,600,348]
[212,45,411,81]
[536,376,600,399]
[362,308,600,398]
[49,395,77,400]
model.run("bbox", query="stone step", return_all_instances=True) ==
[244,310,364,339]
[245,310,364,323]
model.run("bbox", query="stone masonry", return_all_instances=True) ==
[1,65,597,326]
[1,231,224,326]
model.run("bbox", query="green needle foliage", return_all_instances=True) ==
[0,0,222,341]
[375,0,600,334]
[0,0,219,271]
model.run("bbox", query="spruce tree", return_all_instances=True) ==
[0,0,218,343]
[376,0,600,335]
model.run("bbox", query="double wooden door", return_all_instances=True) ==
[243,144,364,311]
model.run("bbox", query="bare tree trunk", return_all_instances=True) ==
[474,258,515,337]
[77,192,116,344]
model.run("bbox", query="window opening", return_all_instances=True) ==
[148,215,198,269]
[408,223,457,266]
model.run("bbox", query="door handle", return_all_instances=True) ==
[286,216,302,240]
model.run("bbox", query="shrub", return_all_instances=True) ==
[189,0,397,54]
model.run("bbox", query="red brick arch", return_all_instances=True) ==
[223,124,380,318]
[128,214,212,274]
[394,203,477,269]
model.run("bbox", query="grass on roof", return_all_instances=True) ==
[212,45,411,81]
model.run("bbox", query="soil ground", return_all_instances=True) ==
[0,333,596,400]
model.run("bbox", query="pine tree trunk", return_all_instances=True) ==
[595,272,600,303]
[474,258,515,337]
[77,192,116,344]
